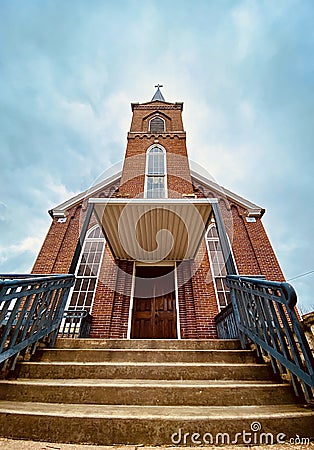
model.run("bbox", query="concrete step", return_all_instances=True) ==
[14,361,273,381]
[55,338,241,350]
[33,348,256,364]
[0,379,296,406]
[0,401,313,445]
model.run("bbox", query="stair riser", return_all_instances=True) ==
[34,349,255,364]
[0,384,295,406]
[55,339,241,350]
[15,363,273,381]
[0,414,312,445]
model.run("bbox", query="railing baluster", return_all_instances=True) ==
[58,310,92,339]
[226,275,314,403]
[0,274,75,374]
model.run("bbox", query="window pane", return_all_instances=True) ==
[77,293,86,307]
[84,265,91,276]
[218,292,228,308]
[84,242,92,252]
[89,279,96,291]
[147,152,164,175]
[87,253,94,264]
[146,176,165,198]
[85,292,93,307]
[69,292,78,306]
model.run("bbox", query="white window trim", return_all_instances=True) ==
[65,224,106,313]
[149,115,166,133]
[205,222,236,312]
[144,144,168,198]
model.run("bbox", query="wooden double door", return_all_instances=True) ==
[131,266,177,339]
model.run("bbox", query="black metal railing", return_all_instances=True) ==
[226,275,314,403]
[0,274,75,373]
[215,302,238,339]
[59,309,92,338]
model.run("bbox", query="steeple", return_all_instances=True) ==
[151,84,165,102]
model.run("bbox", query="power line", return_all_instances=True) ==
[287,270,314,282]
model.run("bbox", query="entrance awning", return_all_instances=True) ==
[89,198,216,262]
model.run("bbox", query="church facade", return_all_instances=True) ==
[32,87,285,340]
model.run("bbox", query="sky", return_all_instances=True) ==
[0,0,313,313]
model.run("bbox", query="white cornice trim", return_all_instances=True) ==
[49,171,122,218]
[190,170,265,218]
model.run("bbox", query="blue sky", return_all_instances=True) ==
[0,0,313,312]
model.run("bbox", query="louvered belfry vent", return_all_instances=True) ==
[149,116,165,133]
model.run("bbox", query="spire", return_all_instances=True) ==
[152,84,165,102]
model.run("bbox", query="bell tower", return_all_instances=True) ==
[119,86,194,198]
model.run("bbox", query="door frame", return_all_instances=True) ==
[127,261,181,339]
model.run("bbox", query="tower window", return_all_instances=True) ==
[206,223,230,310]
[149,116,165,133]
[145,146,167,198]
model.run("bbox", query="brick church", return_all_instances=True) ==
[32,86,285,340]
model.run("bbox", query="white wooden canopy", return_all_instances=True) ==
[89,198,216,262]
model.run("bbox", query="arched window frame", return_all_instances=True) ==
[66,225,105,314]
[149,115,166,133]
[144,144,167,198]
[205,222,231,311]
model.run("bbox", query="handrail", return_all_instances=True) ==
[215,302,238,339]
[0,274,75,374]
[59,309,92,338]
[226,275,314,403]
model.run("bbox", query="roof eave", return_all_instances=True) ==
[190,169,265,218]
[49,170,122,218]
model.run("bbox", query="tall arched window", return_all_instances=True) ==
[145,146,167,198]
[66,225,105,314]
[149,116,165,133]
[206,223,230,310]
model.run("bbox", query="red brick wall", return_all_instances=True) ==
[191,241,219,339]
[177,261,197,339]
[89,246,118,338]
[32,205,81,274]
[108,260,134,339]
[229,204,285,281]
[130,101,184,132]
[120,100,193,198]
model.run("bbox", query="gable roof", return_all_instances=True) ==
[49,170,121,218]
[191,169,265,218]
[49,165,264,218]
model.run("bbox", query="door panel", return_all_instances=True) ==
[131,298,154,339]
[154,294,177,339]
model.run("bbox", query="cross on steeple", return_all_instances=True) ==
[152,84,165,102]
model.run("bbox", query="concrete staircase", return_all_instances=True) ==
[0,339,313,446]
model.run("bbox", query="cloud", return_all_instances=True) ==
[232,2,259,60]
[0,221,48,272]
